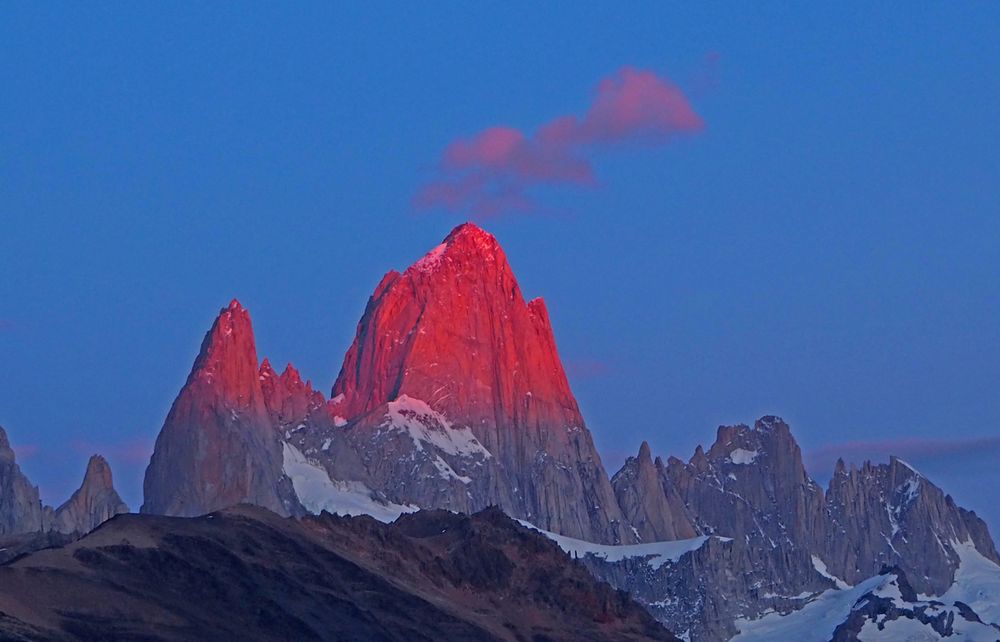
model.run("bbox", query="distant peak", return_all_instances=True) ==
[83,454,114,488]
[638,441,652,460]
[228,298,244,311]
[281,363,304,387]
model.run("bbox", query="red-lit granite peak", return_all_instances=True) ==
[330,222,582,446]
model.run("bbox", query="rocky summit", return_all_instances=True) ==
[0,426,129,554]
[323,222,628,542]
[141,299,299,518]
[132,223,999,641]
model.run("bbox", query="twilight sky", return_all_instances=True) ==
[2,4,999,532]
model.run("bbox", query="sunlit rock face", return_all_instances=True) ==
[142,300,299,518]
[323,223,630,543]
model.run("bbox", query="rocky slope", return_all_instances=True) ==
[50,455,129,535]
[0,504,678,642]
[142,299,299,518]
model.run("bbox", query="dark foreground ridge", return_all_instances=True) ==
[0,505,677,642]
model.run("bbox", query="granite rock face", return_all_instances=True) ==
[596,417,1000,640]
[142,300,299,518]
[0,426,44,535]
[318,223,629,543]
[823,455,1000,595]
[611,441,698,542]
[51,455,129,535]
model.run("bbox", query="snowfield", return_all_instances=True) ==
[281,442,416,522]
[518,520,721,570]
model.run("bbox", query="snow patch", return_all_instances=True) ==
[384,395,492,459]
[812,555,851,590]
[333,415,348,427]
[729,448,759,465]
[933,539,1000,625]
[518,520,720,570]
[281,442,416,523]
[412,243,447,272]
[731,574,888,642]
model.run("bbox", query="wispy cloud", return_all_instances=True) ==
[415,66,704,218]
[806,435,1000,477]
[11,443,39,460]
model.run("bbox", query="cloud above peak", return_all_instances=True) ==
[415,66,704,218]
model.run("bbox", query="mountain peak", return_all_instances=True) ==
[638,440,652,461]
[443,221,496,244]
[406,222,504,275]
[52,453,128,534]
[328,224,626,542]
[82,454,114,489]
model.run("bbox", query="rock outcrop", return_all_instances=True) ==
[314,223,629,543]
[0,426,44,535]
[142,300,298,517]
[611,441,698,541]
[50,455,129,534]
[259,359,325,430]
[822,455,1000,595]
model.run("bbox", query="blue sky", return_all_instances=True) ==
[2,4,998,531]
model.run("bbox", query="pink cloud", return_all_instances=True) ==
[805,435,1000,477]
[415,66,704,218]
[11,443,39,460]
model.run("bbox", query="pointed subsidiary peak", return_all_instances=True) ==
[82,454,114,490]
[53,454,128,535]
[638,440,652,461]
[185,299,261,407]
[259,358,276,379]
[281,363,305,388]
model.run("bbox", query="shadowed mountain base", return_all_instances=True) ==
[0,505,677,642]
